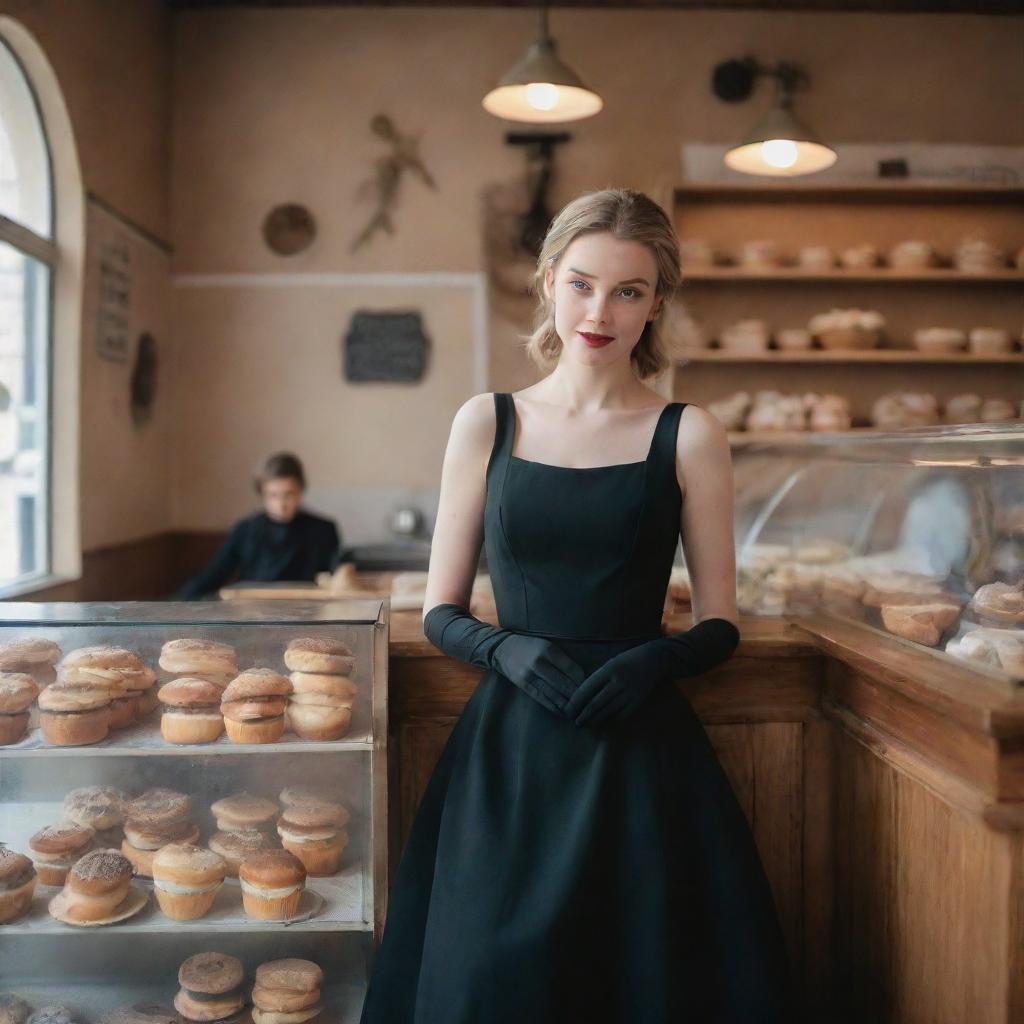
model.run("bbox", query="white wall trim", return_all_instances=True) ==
[173,270,490,393]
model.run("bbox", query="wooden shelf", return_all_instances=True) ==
[677,349,1023,364]
[674,183,1024,204]
[681,267,1023,284]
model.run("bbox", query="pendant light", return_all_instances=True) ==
[482,2,603,124]
[714,58,836,177]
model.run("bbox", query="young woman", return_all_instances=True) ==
[177,452,343,599]
[361,189,793,1022]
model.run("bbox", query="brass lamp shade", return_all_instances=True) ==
[482,37,603,124]
[725,94,836,177]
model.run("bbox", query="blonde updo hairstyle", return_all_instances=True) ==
[527,189,681,380]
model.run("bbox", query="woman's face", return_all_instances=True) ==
[545,232,662,369]
[262,476,303,523]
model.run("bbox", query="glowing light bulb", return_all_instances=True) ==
[525,82,559,111]
[760,139,799,169]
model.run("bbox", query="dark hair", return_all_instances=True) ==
[254,452,306,493]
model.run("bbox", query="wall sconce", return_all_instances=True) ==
[482,2,603,124]
[713,57,836,177]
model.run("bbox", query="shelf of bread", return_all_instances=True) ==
[678,348,1024,364]
[0,719,373,757]
[0,800,369,934]
[681,266,1024,284]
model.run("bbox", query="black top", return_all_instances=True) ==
[177,510,344,600]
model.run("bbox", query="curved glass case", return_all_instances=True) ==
[732,423,1024,685]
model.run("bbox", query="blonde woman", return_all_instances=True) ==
[361,190,793,1022]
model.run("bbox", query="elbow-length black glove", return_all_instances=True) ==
[423,603,586,718]
[566,617,741,727]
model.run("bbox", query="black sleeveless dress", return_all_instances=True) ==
[360,394,794,1023]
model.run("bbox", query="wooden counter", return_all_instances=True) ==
[387,608,1024,1024]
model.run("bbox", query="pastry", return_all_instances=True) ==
[0,995,32,1024]
[797,245,834,270]
[0,637,60,687]
[63,786,125,839]
[59,647,148,729]
[98,1006,178,1024]
[719,319,770,354]
[121,665,158,720]
[51,848,133,923]
[980,398,1017,423]
[954,236,1005,273]
[970,579,1024,625]
[888,240,936,270]
[775,328,813,351]
[287,673,357,741]
[122,789,197,877]
[152,843,227,920]
[679,238,716,268]
[809,308,884,350]
[912,327,966,354]
[221,669,291,744]
[37,684,111,746]
[0,672,39,745]
[207,830,278,877]
[738,240,779,268]
[807,394,851,432]
[746,391,806,432]
[283,638,355,676]
[968,327,1013,355]
[276,798,350,876]
[158,678,225,744]
[252,959,323,1022]
[860,570,956,608]
[839,244,879,269]
[944,393,982,424]
[175,953,246,1023]
[28,823,94,886]
[239,850,306,920]
[706,391,751,432]
[159,639,238,680]
[794,539,850,564]
[871,392,940,429]
[0,848,37,924]
[210,792,279,833]
[880,603,961,647]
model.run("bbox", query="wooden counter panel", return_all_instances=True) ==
[833,728,1021,1024]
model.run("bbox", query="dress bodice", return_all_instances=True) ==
[484,392,687,641]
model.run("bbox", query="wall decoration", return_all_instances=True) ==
[262,203,317,256]
[130,332,158,427]
[351,114,437,252]
[343,311,429,383]
[96,235,131,362]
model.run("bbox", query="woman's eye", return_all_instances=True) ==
[620,288,639,299]
[570,279,589,291]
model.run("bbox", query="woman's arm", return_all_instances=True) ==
[422,393,496,618]
[676,404,739,625]
[176,522,244,600]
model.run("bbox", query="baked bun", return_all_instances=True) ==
[284,637,355,675]
[152,843,226,920]
[286,704,352,743]
[0,847,37,923]
[0,672,40,713]
[36,682,112,746]
[61,646,143,671]
[251,1007,322,1024]
[0,994,32,1024]
[58,849,133,922]
[174,952,245,1022]
[210,792,278,832]
[98,1005,178,1024]
[220,671,291,743]
[971,580,1024,625]
[0,637,61,671]
[254,959,323,994]
[207,829,277,876]
[278,787,334,807]
[880,603,961,647]
[126,788,191,828]
[158,677,225,744]
[63,786,124,832]
[239,850,306,920]
[287,673,357,703]
[222,670,292,701]
[276,800,349,875]
[29,822,94,885]
[159,639,238,677]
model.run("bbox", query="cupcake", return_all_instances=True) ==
[63,786,125,847]
[221,669,291,744]
[239,850,306,920]
[0,848,37,924]
[207,829,277,878]
[152,843,227,920]
[157,678,225,744]
[28,822,94,886]
[51,848,133,923]
[211,792,279,834]
[276,797,350,876]
[37,684,111,746]
[121,789,198,878]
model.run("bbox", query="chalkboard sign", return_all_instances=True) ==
[343,311,429,383]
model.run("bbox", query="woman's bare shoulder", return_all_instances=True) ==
[447,392,498,458]
[676,403,730,461]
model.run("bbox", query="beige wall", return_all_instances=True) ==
[169,6,1022,530]
[0,0,173,558]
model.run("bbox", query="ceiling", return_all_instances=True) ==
[169,0,1023,13]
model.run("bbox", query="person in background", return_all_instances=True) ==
[177,452,345,599]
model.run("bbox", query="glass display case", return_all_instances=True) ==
[731,423,1024,686]
[0,599,388,1020]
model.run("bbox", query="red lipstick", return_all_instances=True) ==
[579,331,614,348]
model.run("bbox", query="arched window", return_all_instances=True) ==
[0,36,53,588]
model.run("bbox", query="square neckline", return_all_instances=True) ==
[507,394,673,472]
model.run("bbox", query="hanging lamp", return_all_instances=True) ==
[482,3,603,124]
[714,58,836,177]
